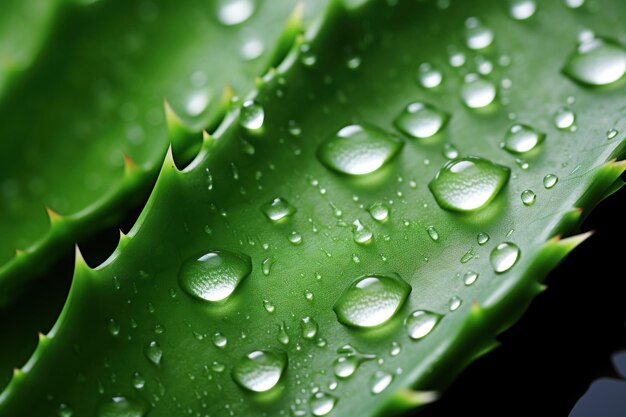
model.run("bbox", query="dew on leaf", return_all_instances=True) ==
[370,371,394,395]
[261,197,296,222]
[367,202,390,222]
[231,349,287,392]
[405,310,442,340]
[144,341,163,366]
[131,372,146,390]
[461,74,497,108]
[563,37,626,86]
[289,231,303,245]
[216,0,254,26]
[607,128,619,139]
[503,124,545,154]
[477,232,490,245]
[310,392,337,416]
[490,242,521,273]
[212,332,228,348]
[394,102,449,139]
[448,296,462,311]
[554,107,576,129]
[443,143,459,159]
[521,189,536,206]
[240,99,264,130]
[97,396,149,417]
[301,316,319,339]
[390,341,401,356]
[352,219,373,244]
[509,0,537,20]
[418,63,443,88]
[463,271,479,286]
[426,225,439,241]
[465,17,494,50]
[263,299,275,313]
[543,174,559,189]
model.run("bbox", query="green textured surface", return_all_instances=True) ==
[2,0,626,415]
[0,0,321,304]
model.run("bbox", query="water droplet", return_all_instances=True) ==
[310,392,337,416]
[262,257,274,276]
[289,231,303,245]
[301,316,319,339]
[277,323,290,345]
[346,56,362,70]
[211,361,225,372]
[490,242,521,273]
[390,342,402,356]
[317,124,403,175]
[418,63,443,89]
[543,174,558,189]
[477,232,490,245]
[509,0,537,20]
[262,197,296,222]
[607,128,619,139]
[448,296,462,311]
[368,202,390,222]
[352,219,373,244]
[394,102,449,139]
[370,371,394,395]
[185,91,210,117]
[426,226,439,241]
[443,143,459,159]
[57,403,73,417]
[300,43,317,67]
[463,271,479,286]
[240,99,264,130]
[217,0,254,26]
[263,299,276,313]
[178,250,251,302]
[231,349,287,392]
[461,74,497,108]
[107,318,120,337]
[563,37,626,86]
[521,189,536,206]
[212,332,228,348]
[405,310,442,340]
[131,372,146,390]
[144,341,162,366]
[565,0,585,8]
[554,107,576,129]
[333,355,362,379]
[465,17,494,50]
[97,396,149,417]
[429,156,510,212]
[334,274,411,328]
[240,36,264,61]
[503,124,545,154]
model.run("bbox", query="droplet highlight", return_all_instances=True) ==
[405,310,442,340]
[231,349,287,392]
[394,102,449,139]
[490,242,521,273]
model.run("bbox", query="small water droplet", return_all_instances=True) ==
[301,316,319,339]
[405,310,442,340]
[352,219,373,244]
[211,361,225,373]
[97,396,149,417]
[490,242,521,273]
[390,341,402,356]
[178,250,251,302]
[463,271,479,286]
[461,74,497,108]
[333,356,362,379]
[346,55,362,70]
[418,63,443,88]
[300,43,317,67]
[107,318,120,337]
[477,232,490,245]
[144,341,162,366]
[212,332,228,348]
[131,372,146,390]
[448,296,462,311]
[563,37,626,86]
[262,257,274,276]
[503,124,545,154]
[368,202,390,222]
[240,36,264,61]
[240,99,264,130]
[216,0,254,26]
[521,189,536,206]
[57,403,73,417]
[277,323,290,345]
[543,174,558,189]
[262,197,296,222]
[334,274,411,328]
[263,299,276,313]
[426,226,439,241]
[289,231,303,245]
[394,102,449,139]
[565,0,585,8]
[370,371,394,395]
[509,0,537,20]
[607,128,619,139]
[310,392,337,416]
[443,143,459,159]
[465,17,494,50]
[317,124,403,175]
[554,107,576,129]
[429,156,510,212]
[231,349,287,392]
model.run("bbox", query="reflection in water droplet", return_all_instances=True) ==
[464,271,479,286]
[565,0,585,8]
[231,350,287,392]
[333,355,361,379]
[503,124,545,154]
[289,231,303,245]
[334,274,411,328]
[368,202,390,222]
[509,0,537,20]
[178,250,251,302]
[57,403,73,417]
[448,296,462,311]
[212,332,228,348]
[144,341,162,366]
[132,372,146,390]
[97,396,149,417]
[563,37,626,86]
[477,232,490,245]
[310,392,337,416]
[185,91,210,117]
[394,102,449,139]
[107,318,120,336]
[390,341,401,356]
[461,74,497,108]
[217,0,254,26]
[418,63,443,88]
[543,174,558,189]
[429,156,510,212]
[490,242,521,273]
[277,323,290,345]
[262,197,296,222]
[240,36,264,61]
[317,124,403,175]
[465,17,494,50]
[426,226,439,241]
[370,371,394,395]
[301,316,319,339]
[554,107,576,129]
[240,99,264,130]
[352,219,373,244]
[521,189,536,206]
[607,128,619,139]
[263,299,275,313]
[443,143,459,159]
[405,310,442,340]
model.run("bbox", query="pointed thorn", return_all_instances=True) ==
[46,206,62,223]
[12,368,23,377]
[118,229,127,241]
[74,244,90,271]
[15,248,25,256]
[123,152,138,173]
[164,99,187,133]
[291,0,305,24]
[391,388,440,409]
[38,332,47,342]
[221,84,235,103]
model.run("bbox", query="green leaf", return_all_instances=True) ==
[2,0,626,415]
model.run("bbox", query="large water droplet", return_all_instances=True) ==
[554,107,576,129]
[465,17,494,50]
[509,0,537,20]
[333,355,361,379]
[310,392,337,416]
[464,271,479,286]
[394,102,449,139]
[405,310,442,340]
[429,156,510,212]
[262,197,296,222]
[217,0,254,26]
[334,274,411,328]
[301,316,319,339]
[503,124,545,154]
[178,250,251,302]
[543,174,558,189]
[352,219,373,244]
[370,371,394,395]
[231,349,287,392]
[563,37,626,86]
[461,74,497,108]
[368,202,390,222]
[97,396,149,417]
[521,189,536,206]
[490,242,521,273]
[317,124,403,175]
[240,99,264,130]
[212,332,228,348]
[477,232,490,245]
[144,341,162,366]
